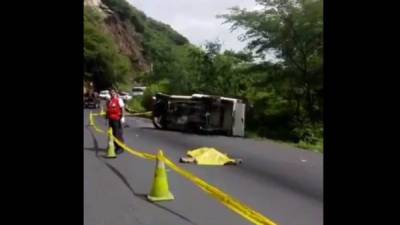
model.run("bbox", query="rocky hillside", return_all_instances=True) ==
[84,0,189,88]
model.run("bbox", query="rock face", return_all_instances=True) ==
[84,0,102,7]
[84,0,151,72]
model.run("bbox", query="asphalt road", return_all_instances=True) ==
[84,109,323,225]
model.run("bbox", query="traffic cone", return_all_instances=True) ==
[89,111,94,126]
[147,150,175,202]
[100,105,105,115]
[106,127,117,158]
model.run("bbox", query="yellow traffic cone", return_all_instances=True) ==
[100,105,105,115]
[147,150,175,202]
[89,111,94,126]
[106,128,117,158]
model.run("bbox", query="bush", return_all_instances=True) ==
[130,14,145,33]
[142,80,170,110]
[291,121,323,144]
[127,96,145,112]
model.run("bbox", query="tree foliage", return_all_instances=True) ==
[84,7,132,90]
[218,0,323,142]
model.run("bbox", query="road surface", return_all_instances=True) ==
[84,109,323,225]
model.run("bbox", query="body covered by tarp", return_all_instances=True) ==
[186,147,236,165]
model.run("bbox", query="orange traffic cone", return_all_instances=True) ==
[147,150,175,201]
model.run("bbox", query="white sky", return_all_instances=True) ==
[127,0,262,52]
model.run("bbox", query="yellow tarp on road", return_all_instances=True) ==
[186,147,236,165]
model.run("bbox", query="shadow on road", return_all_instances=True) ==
[103,162,198,225]
[85,125,105,158]
[84,147,106,154]
[86,125,198,225]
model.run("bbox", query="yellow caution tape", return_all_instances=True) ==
[113,137,156,160]
[163,156,277,225]
[129,111,152,116]
[126,111,152,119]
[89,113,278,225]
[89,113,105,134]
[90,113,154,160]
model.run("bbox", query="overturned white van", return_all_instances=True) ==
[152,93,246,137]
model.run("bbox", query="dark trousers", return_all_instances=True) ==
[109,119,124,150]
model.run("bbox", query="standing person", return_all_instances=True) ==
[106,88,126,154]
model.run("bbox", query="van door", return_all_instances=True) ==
[232,102,245,137]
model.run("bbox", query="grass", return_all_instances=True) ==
[126,96,145,112]
[245,130,267,140]
[245,130,323,153]
[124,96,152,119]
[295,139,323,153]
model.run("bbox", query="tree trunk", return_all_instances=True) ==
[305,82,314,122]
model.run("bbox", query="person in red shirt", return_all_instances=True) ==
[106,88,125,154]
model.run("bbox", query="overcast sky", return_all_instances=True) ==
[127,0,262,52]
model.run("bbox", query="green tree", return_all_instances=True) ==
[219,0,323,124]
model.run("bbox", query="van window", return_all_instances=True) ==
[132,87,146,92]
